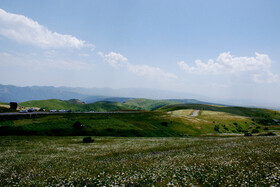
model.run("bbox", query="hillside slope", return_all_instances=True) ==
[157,104,280,119]
[125,99,182,111]
[19,99,136,112]
[20,99,84,111]
[18,98,185,112]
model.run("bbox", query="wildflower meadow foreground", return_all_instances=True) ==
[0,136,279,186]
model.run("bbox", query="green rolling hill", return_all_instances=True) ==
[156,103,280,119]
[20,99,84,111]
[19,98,186,112]
[124,98,183,111]
[19,99,136,112]
[0,99,278,137]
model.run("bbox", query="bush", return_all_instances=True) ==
[161,122,168,127]
[10,102,18,109]
[73,121,83,130]
[264,132,276,136]
[83,137,94,143]
[258,132,277,136]
[214,125,220,132]
[236,125,243,133]
[264,127,269,130]
[251,129,259,134]
[244,132,252,136]
[222,124,229,131]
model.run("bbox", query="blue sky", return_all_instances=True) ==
[0,0,280,106]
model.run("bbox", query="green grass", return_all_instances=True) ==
[83,101,137,112]
[0,136,279,186]
[124,98,182,111]
[1,109,279,136]
[20,99,85,111]
[19,99,138,112]
[19,98,181,112]
[0,112,182,136]
[1,102,280,136]
[160,104,280,135]
[0,106,17,113]
[19,98,185,112]
[157,104,280,119]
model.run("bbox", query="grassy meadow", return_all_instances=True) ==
[0,136,279,186]
[1,110,279,137]
[18,98,184,112]
[1,102,280,136]
[0,101,280,186]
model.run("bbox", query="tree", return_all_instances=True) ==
[73,121,83,130]
[10,102,17,110]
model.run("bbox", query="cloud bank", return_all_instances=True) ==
[0,8,91,49]
[97,52,128,68]
[178,52,279,83]
[99,52,177,80]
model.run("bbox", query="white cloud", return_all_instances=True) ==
[126,63,177,80]
[98,52,128,68]
[252,70,279,83]
[0,8,91,49]
[99,52,177,80]
[178,52,279,83]
[178,59,224,74]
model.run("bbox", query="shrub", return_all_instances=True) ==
[244,132,252,136]
[222,125,229,131]
[236,125,243,132]
[10,102,18,109]
[73,121,83,130]
[214,125,220,132]
[83,137,94,143]
[258,132,277,136]
[232,130,238,133]
[161,122,168,127]
[264,132,276,136]
[251,129,259,134]
[264,127,269,130]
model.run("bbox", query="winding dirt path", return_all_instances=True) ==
[190,110,200,117]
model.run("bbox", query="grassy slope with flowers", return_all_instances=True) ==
[0,136,279,186]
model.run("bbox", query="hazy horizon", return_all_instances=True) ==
[1,1,280,107]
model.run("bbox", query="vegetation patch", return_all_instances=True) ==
[0,136,279,186]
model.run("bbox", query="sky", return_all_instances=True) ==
[0,0,280,106]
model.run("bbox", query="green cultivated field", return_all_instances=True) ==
[0,136,279,186]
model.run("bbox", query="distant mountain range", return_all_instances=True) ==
[0,84,86,103]
[0,84,205,103]
[1,84,279,110]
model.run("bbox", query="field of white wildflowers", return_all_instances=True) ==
[0,136,279,186]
